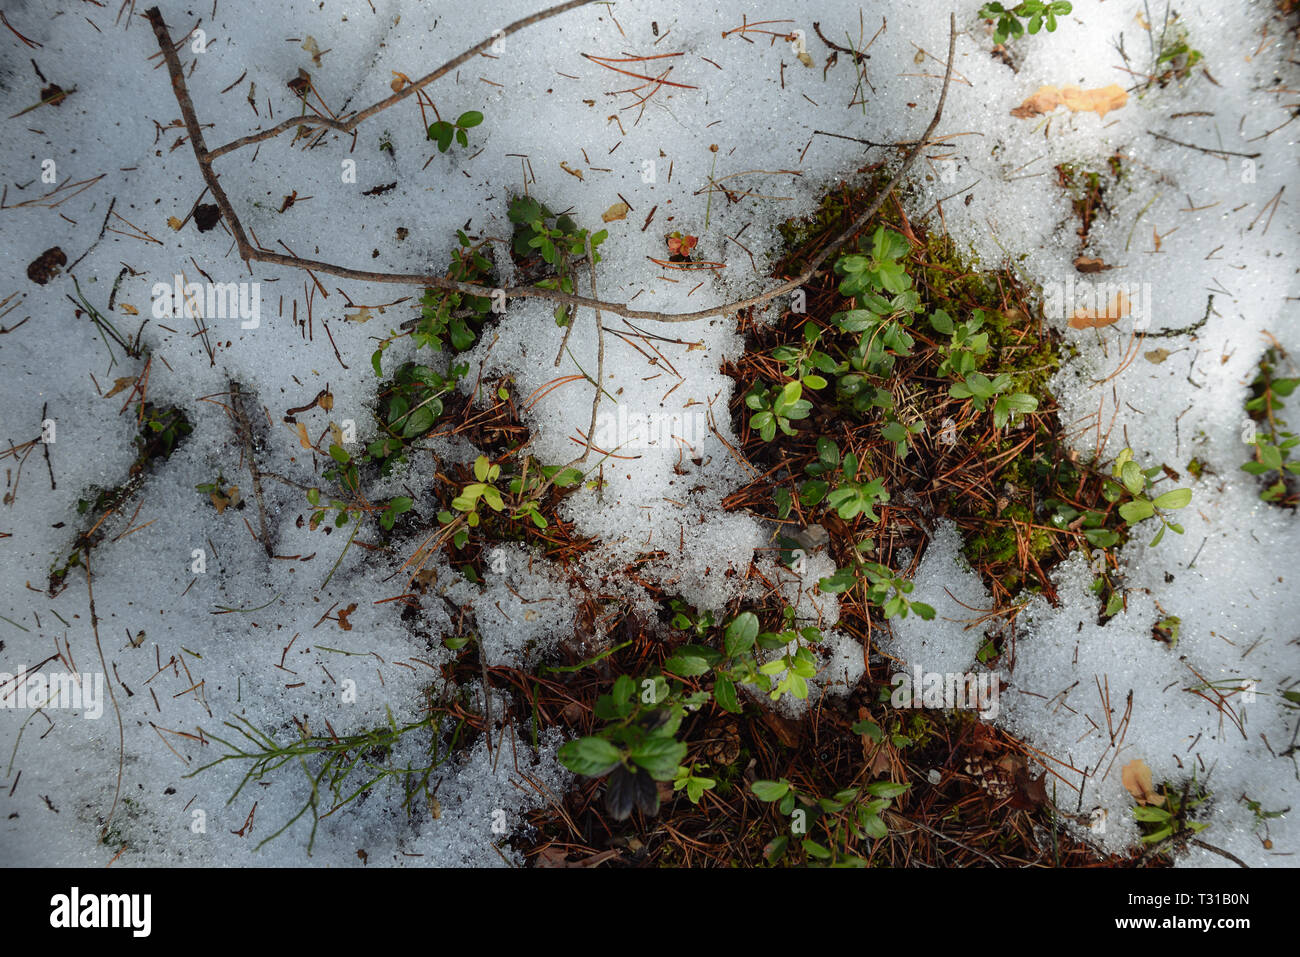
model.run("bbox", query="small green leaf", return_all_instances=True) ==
[1119,499,1155,523]
[1154,488,1190,512]
[558,736,622,777]
[714,675,741,714]
[865,781,910,799]
[750,779,790,802]
[629,737,687,780]
[725,612,759,658]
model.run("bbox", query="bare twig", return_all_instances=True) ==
[146,6,958,326]
[203,1,597,159]
[575,234,605,464]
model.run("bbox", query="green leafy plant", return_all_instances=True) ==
[136,403,193,463]
[673,763,717,804]
[450,454,505,527]
[1046,499,1120,549]
[949,371,1038,429]
[1131,778,1210,845]
[379,496,413,531]
[979,2,1072,45]
[1241,350,1299,505]
[746,380,812,442]
[667,598,716,638]
[1104,447,1193,547]
[751,777,910,865]
[1240,794,1288,842]
[770,322,839,392]
[435,454,582,548]
[826,448,890,521]
[819,557,935,620]
[930,307,991,378]
[557,673,701,820]
[831,227,920,378]
[368,361,467,470]
[663,608,826,709]
[507,195,606,327]
[426,109,483,152]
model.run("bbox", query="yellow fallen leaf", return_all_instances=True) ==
[320,391,334,412]
[390,71,411,93]
[119,303,139,316]
[1011,84,1128,120]
[1069,290,1130,329]
[602,202,630,222]
[1121,759,1166,806]
[560,161,584,181]
[104,375,137,398]
[295,422,311,449]
[167,216,184,230]
[1144,348,1171,364]
[344,306,373,323]
[302,36,323,67]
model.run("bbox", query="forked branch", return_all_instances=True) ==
[145,5,956,325]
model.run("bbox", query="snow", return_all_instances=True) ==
[0,0,1295,866]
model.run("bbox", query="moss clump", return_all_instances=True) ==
[50,403,192,596]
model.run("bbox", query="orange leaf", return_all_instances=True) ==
[1121,759,1165,806]
[1011,84,1128,120]
[1068,290,1130,329]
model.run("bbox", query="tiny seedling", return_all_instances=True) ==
[819,558,936,620]
[426,110,484,152]
[672,763,717,804]
[1104,447,1193,547]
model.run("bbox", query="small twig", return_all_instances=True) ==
[1148,130,1260,159]
[146,7,957,328]
[229,382,273,557]
[576,234,605,464]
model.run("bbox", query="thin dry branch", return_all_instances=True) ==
[146,6,957,326]
[204,0,598,159]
